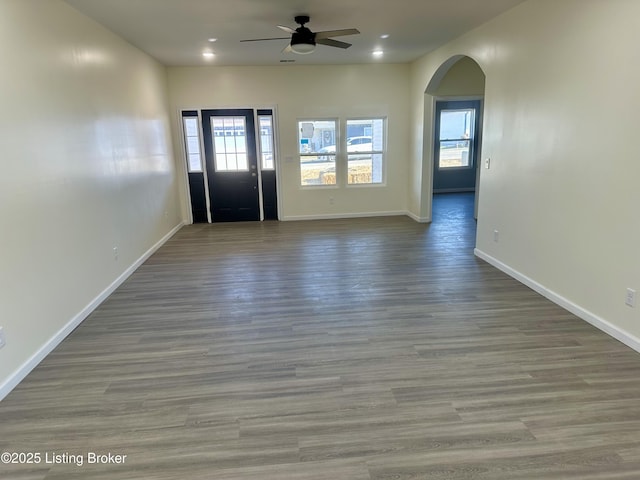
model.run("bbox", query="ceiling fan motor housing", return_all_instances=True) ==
[291,27,315,47]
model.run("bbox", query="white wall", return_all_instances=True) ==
[410,0,640,344]
[0,0,182,397]
[167,64,410,220]
[431,56,485,97]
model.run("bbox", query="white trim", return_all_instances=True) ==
[474,248,640,354]
[281,211,408,222]
[0,222,185,402]
[405,211,431,223]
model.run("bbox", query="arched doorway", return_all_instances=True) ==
[425,56,485,222]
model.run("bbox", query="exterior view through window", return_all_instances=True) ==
[346,118,384,184]
[438,109,475,169]
[182,115,203,172]
[211,116,248,171]
[259,115,275,170]
[299,120,337,185]
[298,118,384,186]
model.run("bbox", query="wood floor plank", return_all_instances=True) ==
[2,193,640,479]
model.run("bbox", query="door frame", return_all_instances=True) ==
[178,105,281,224]
[432,99,482,194]
[430,95,484,220]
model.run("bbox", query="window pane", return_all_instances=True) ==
[212,116,248,172]
[346,118,384,152]
[298,120,336,154]
[440,109,474,140]
[188,154,202,171]
[184,117,199,137]
[186,136,200,154]
[348,153,383,184]
[259,115,275,170]
[182,115,203,173]
[346,118,385,185]
[300,156,336,185]
[299,119,337,186]
[217,154,228,171]
[235,135,247,153]
[236,153,248,170]
[214,136,226,154]
[224,135,236,153]
[439,140,470,168]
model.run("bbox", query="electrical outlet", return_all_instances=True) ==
[0,327,6,349]
[329,197,335,205]
[485,158,491,169]
[113,246,119,261]
[493,230,499,243]
[626,288,636,307]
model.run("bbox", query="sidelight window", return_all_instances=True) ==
[258,115,275,170]
[182,113,203,173]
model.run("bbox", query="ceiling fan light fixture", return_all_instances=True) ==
[290,29,316,54]
[290,42,315,54]
[241,15,358,55]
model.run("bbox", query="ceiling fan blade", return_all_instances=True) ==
[316,38,352,49]
[240,37,290,43]
[277,25,297,34]
[282,44,293,53]
[315,28,360,40]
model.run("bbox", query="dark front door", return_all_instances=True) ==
[201,109,260,222]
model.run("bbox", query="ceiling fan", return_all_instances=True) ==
[240,15,360,55]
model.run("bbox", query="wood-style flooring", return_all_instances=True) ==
[2,193,640,479]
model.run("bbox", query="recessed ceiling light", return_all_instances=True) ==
[202,51,215,59]
[208,38,217,42]
[380,34,390,39]
[373,50,384,57]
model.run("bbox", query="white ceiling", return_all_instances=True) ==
[63,0,526,66]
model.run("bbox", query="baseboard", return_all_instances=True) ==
[281,210,409,221]
[405,211,431,223]
[0,222,185,402]
[474,248,640,354]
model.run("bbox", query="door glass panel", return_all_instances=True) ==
[259,115,275,170]
[182,116,203,172]
[438,109,474,169]
[211,116,249,172]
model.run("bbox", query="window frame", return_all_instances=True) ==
[345,117,386,186]
[181,112,204,173]
[210,116,250,173]
[436,108,476,171]
[258,113,276,171]
[298,118,339,188]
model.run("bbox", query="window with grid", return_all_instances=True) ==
[298,119,337,186]
[182,113,203,172]
[346,118,385,185]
